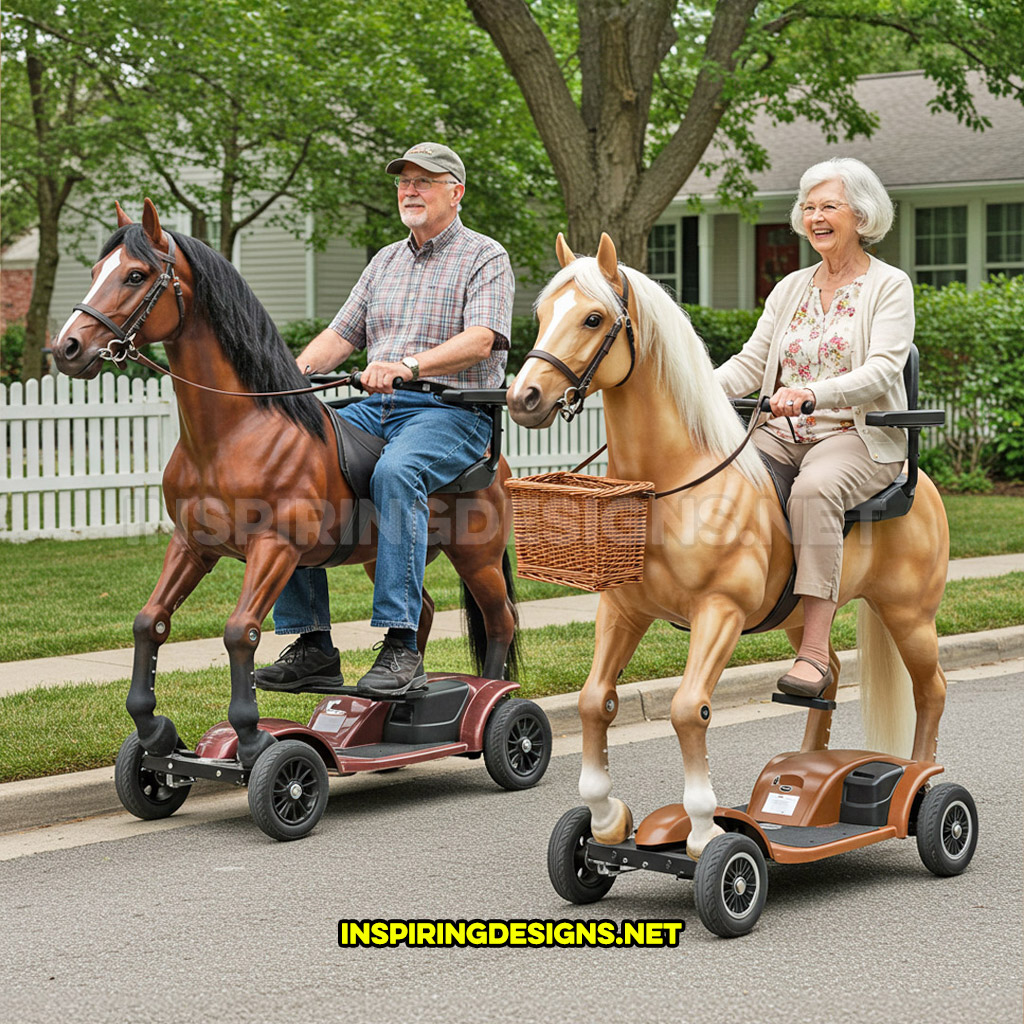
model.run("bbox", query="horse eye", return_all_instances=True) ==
[584,313,603,328]
[126,270,147,285]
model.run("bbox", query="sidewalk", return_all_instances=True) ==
[1,553,1022,835]
[1,553,1022,698]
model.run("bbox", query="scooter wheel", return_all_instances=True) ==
[248,739,329,842]
[114,731,191,820]
[483,699,551,790]
[547,806,616,904]
[915,783,978,877]
[693,833,768,938]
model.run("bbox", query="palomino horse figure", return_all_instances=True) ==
[507,233,949,860]
[52,199,517,768]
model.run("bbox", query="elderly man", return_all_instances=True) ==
[255,142,514,696]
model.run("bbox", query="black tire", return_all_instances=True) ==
[247,739,330,842]
[547,806,617,904]
[916,783,978,877]
[693,833,768,938]
[483,699,551,790]
[114,731,191,820]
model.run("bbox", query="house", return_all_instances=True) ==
[33,71,1024,336]
[647,71,1024,308]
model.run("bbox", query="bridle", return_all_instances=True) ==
[522,271,636,422]
[74,234,186,367]
[71,234,347,398]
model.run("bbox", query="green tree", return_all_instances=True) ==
[2,0,557,380]
[1,2,130,380]
[467,0,1024,267]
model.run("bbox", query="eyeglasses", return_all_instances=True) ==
[800,201,848,216]
[394,176,460,192]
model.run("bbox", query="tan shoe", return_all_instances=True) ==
[776,656,833,699]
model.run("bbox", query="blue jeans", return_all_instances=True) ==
[273,390,491,634]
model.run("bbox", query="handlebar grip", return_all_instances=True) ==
[759,396,815,415]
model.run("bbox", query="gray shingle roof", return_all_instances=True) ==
[680,70,1024,198]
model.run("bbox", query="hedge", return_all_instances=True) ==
[149,275,1024,484]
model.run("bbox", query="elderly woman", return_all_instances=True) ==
[715,157,912,699]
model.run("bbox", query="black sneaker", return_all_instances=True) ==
[254,636,343,692]
[356,637,427,697]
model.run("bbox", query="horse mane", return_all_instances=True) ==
[537,258,768,488]
[101,225,326,441]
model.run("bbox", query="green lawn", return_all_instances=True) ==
[1,572,1021,783]
[1,494,1020,664]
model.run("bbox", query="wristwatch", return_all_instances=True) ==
[400,355,420,381]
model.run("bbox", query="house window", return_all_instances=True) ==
[986,202,1024,279]
[648,223,677,298]
[915,206,967,286]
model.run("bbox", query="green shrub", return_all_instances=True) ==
[915,274,1024,482]
[1,323,25,385]
[682,304,761,366]
[278,318,366,371]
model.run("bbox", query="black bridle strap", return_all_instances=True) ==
[522,269,636,420]
[73,234,186,364]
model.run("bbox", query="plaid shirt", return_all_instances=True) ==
[330,216,514,388]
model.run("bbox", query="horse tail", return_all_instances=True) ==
[462,550,520,680]
[858,600,915,758]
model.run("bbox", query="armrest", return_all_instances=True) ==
[864,409,945,428]
[436,388,509,406]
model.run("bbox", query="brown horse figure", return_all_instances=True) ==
[507,233,949,860]
[51,199,518,768]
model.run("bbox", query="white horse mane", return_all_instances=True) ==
[537,258,768,488]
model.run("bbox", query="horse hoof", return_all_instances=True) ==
[591,799,634,845]
[138,715,179,757]
[686,822,725,861]
[238,728,277,769]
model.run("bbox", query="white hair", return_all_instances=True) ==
[789,157,894,246]
[536,258,768,489]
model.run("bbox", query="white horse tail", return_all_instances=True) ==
[858,601,916,758]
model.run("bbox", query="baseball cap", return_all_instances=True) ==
[385,142,466,184]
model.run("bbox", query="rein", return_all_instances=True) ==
[570,407,765,499]
[75,235,355,398]
[522,271,636,422]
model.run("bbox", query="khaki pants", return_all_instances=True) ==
[753,429,903,601]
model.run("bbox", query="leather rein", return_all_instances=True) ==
[524,269,764,499]
[74,236,352,399]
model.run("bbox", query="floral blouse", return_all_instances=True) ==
[766,274,866,443]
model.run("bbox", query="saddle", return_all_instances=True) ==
[671,343,944,636]
[314,384,508,568]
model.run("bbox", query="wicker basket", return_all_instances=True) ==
[505,472,654,591]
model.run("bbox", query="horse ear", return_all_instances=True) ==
[115,202,133,228]
[141,197,168,250]
[555,233,576,268]
[596,233,619,284]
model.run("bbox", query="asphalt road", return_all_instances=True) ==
[2,663,1021,1024]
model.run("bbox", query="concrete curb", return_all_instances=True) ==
[1,626,1021,836]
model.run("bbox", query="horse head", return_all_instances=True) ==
[507,232,637,427]
[52,198,192,378]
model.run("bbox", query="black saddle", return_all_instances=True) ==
[314,383,508,567]
[672,343,945,636]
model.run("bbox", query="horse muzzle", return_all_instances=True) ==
[505,379,560,428]
[51,331,104,379]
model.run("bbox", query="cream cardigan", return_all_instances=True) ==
[713,254,914,463]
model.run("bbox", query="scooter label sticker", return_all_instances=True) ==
[761,792,799,815]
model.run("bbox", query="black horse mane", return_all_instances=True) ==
[100,224,326,441]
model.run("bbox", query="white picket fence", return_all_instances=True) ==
[1,373,608,542]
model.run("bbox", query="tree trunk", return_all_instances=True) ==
[468,0,758,270]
